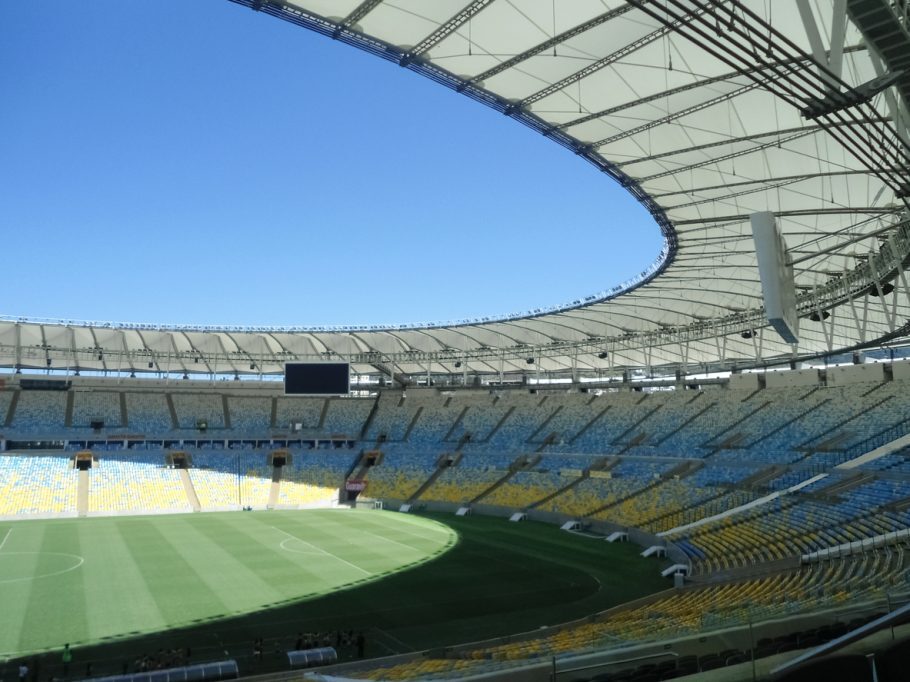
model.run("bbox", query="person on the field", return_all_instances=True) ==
[61,645,72,677]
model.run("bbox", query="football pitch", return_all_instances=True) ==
[0,510,669,678]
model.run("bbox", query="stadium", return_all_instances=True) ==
[3,1,910,681]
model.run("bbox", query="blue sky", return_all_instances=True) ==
[1,0,662,328]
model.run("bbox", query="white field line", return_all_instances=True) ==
[0,552,85,584]
[353,526,428,555]
[322,509,452,547]
[0,528,10,552]
[271,526,372,577]
[374,517,452,543]
[388,515,452,536]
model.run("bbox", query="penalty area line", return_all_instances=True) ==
[0,528,10,552]
[271,526,372,577]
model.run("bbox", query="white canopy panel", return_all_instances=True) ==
[3,0,909,377]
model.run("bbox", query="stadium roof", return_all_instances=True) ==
[4,0,909,379]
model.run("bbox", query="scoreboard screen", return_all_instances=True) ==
[284,362,350,395]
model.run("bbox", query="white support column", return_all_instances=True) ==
[67,326,76,375]
[828,0,848,80]
[14,323,21,371]
[895,266,910,321]
[847,296,867,344]
[871,281,897,332]
[797,0,845,88]
[817,305,836,352]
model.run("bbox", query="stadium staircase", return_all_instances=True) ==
[165,394,179,430]
[530,471,588,509]
[358,397,381,440]
[615,432,649,455]
[442,406,469,442]
[740,386,764,402]
[703,402,771,449]
[813,471,876,499]
[221,395,231,430]
[664,460,704,479]
[797,395,895,455]
[886,495,910,512]
[119,392,128,428]
[737,465,788,490]
[861,380,893,398]
[610,404,662,448]
[483,405,515,442]
[743,399,831,449]
[567,405,611,445]
[64,392,74,428]
[267,466,281,509]
[600,455,622,473]
[317,399,330,430]
[401,406,423,442]
[179,469,202,512]
[800,385,823,400]
[470,454,541,505]
[642,487,732,532]
[77,469,89,517]
[530,456,619,509]
[350,449,382,482]
[839,424,910,469]
[409,451,464,503]
[698,554,801,584]
[584,460,702,519]
[269,396,278,429]
[535,432,558,453]
[345,451,365,481]
[711,433,749,451]
[526,403,561,444]
[653,398,717,446]
[3,389,18,426]
[801,432,855,454]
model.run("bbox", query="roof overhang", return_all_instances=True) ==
[5,0,910,377]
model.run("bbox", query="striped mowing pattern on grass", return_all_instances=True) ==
[0,510,455,658]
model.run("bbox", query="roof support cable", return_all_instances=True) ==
[630,0,909,203]
[700,2,904,184]
[701,0,910,195]
[659,0,907,181]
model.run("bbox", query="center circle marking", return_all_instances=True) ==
[0,552,85,584]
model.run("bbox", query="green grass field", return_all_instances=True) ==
[0,510,669,681]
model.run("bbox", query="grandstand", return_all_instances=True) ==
[5,0,910,680]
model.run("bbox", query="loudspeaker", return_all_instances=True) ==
[751,211,798,343]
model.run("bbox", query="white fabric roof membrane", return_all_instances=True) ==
[3,0,909,378]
